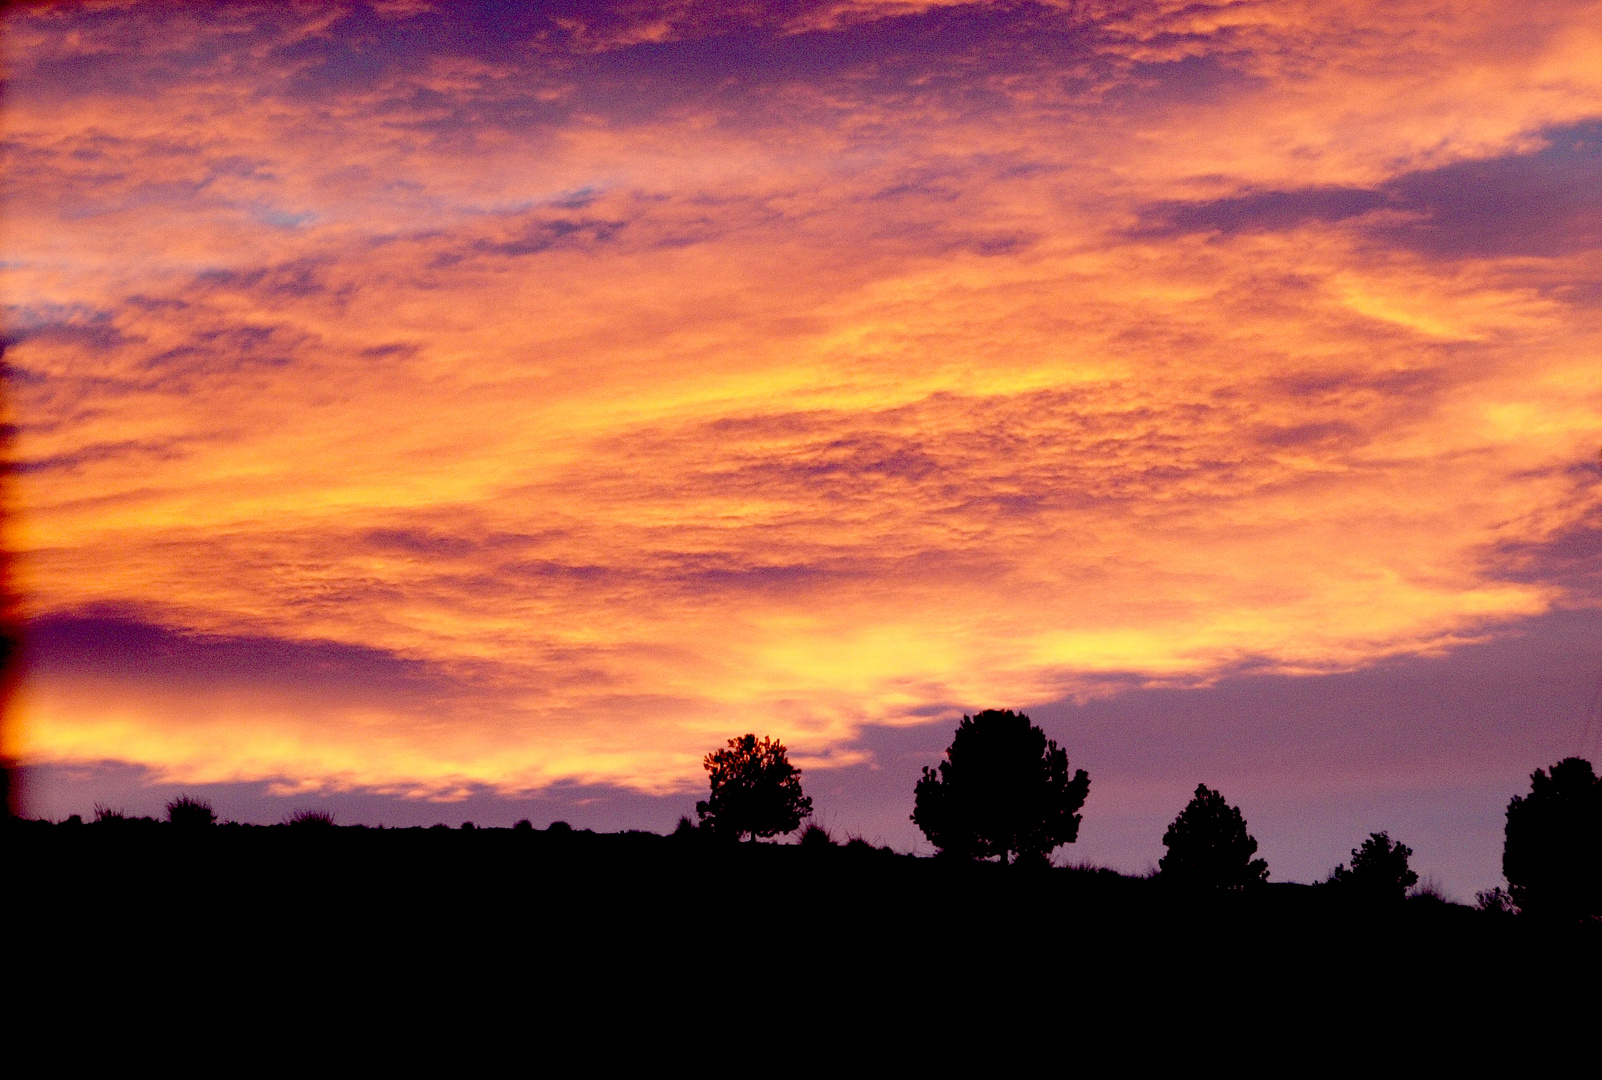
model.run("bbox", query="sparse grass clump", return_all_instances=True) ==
[92,804,127,824]
[288,808,336,828]
[798,822,835,848]
[1408,875,1450,904]
[166,795,216,828]
[1476,886,1518,916]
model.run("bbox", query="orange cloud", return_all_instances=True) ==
[5,1,1600,797]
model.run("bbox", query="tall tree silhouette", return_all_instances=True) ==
[1159,784,1268,888]
[1504,757,1601,919]
[912,709,1089,864]
[696,734,812,841]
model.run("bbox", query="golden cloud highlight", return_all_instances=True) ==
[5,1,1600,796]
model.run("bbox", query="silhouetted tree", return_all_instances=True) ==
[1504,757,1602,919]
[696,734,812,841]
[166,795,216,828]
[1329,831,1417,901]
[911,709,1090,865]
[1159,784,1268,888]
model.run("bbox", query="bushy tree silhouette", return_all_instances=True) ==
[1504,757,1601,919]
[911,709,1090,865]
[166,795,216,828]
[1329,831,1417,901]
[1159,784,1268,888]
[696,734,812,841]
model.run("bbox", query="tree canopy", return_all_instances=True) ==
[1329,831,1417,901]
[1159,784,1268,888]
[1504,756,1601,919]
[695,734,813,841]
[911,709,1090,865]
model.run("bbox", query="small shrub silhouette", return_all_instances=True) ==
[673,815,709,840]
[1475,886,1517,916]
[1408,874,1448,904]
[513,819,533,831]
[1159,784,1268,889]
[92,804,127,824]
[288,808,336,828]
[799,822,835,848]
[1329,832,1418,901]
[166,795,216,828]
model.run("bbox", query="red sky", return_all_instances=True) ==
[5,1,1600,896]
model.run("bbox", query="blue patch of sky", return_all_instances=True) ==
[253,206,318,229]
[1133,117,1602,260]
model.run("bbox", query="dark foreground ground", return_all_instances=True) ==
[10,818,1598,1043]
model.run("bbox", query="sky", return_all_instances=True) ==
[4,0,1601,898]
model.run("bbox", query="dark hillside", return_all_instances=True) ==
[9,818,1597,1031]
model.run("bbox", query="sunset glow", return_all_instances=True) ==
[6,2,1600,815]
